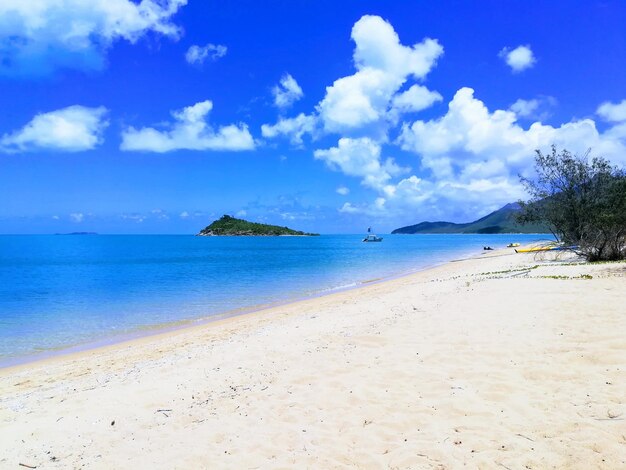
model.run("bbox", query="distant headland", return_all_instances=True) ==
[198,215,319,236]
[392,203,548,234]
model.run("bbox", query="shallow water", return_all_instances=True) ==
[0,233,549,363]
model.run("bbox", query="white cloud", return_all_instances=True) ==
[272,74,304,109]
[1,105,108,152]
[0,0,187,77]
[340,87,626,222]
[317,15,443,137]
[355,86,626,220]
[261,113,318,145]
[336,186,350,195]
[391,85,442,115]
[399,87,626,181]
[185,43,227,65]
[121,213,146,223]
[120,100,255,152]
[499,45,536,73]
[69,212,84,223]
[597,99,626,122]
[262,15,443,143]
[151,208,169,220]
[179,211,190,219]
[235,209,247,218]
[314,137,406,192]
[509,96,556,120]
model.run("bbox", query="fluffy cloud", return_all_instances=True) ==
[272,74,304,109]
[597,99,626,123]
[499,45,536,73]
[509,96,556,120]
[313,137,406,192]
[317,15,443,136]
[185,43,227,65]
[120,100,254,152]
[1,105,108,152]
[336,186,350,195]
[343,88,626,221]
[262,15,443,142]
[0,0,187,77]
[260,113,317,145]
[391,85,443,115]
[399,87,626,181]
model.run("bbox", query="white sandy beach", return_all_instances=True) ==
[0,250,624,469]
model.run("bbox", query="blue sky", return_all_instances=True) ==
[1,0,625,234]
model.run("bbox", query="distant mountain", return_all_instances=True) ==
[392,203,549,234]
[198,215,319,236]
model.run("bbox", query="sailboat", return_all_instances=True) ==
[363,226,383,242]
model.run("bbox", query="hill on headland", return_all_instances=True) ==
[198,215,319,236]
[392,203,549,234]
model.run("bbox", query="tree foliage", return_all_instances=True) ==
[518,146,626,261]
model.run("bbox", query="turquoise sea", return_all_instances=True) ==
[0,234,549,365]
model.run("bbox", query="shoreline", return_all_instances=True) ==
[2,249,623,468]
[0,245,488,371]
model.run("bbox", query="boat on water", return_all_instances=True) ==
[363,227,383,242]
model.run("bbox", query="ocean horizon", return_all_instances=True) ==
[0,233,550,366]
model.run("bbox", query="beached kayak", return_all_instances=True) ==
[515,245,574,253]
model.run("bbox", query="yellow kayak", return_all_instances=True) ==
[507,243,521,247]
[515,245,560,253]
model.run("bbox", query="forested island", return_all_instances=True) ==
[198,215,319,236]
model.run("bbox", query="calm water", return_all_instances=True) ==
[0,234,549,364]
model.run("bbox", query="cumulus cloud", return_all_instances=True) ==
[313,137,406,192]
[120,100,255,152]
[399,87,626,180]
[261,113,318,145]
[336,186,350,195]
[69,212,84,223]
[597,99,626,122]
[179,211,190,219]
[509,96,556,121]
[185,43,227,65]
[342,87,622,219]
[339,87,626,222]
[272,74,304,109]
[262,15,443,142]
[391,85,443,115]
[499,45,536,73]
[0,0,187,77]
[1,105,108,152]
[317,15,443,137]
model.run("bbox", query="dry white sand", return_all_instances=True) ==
[0,250,624,469]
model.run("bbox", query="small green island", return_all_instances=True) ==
[198,215,319,236]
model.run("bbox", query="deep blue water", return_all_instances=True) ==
[0,234,549,363]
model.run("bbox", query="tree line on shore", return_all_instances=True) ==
[518,146,626,261]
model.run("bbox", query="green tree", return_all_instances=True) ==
[518,146,626,261]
